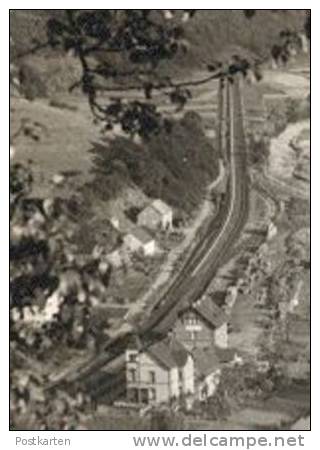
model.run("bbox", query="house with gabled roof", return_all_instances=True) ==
[137,199,173,231]
[123,226,156,256]
[125,337,194,405]
[172,295,229,351]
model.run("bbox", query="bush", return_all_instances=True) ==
[285,98,310,124]
[247,134,270,167]
[19,62,47,100]
[88,115,219,216]
[149,408,185,430]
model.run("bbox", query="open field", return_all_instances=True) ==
[11,97,98,198]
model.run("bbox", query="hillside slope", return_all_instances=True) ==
[87,112,219,215]
[179,10,305,66]
[10,10,307,95]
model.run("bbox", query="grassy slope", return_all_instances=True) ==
[10,10,307,93]
[11,95,218,221]
[181,10,304,63]
[11,97,97,197]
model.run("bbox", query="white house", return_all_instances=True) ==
[173,296,229,351]
[123,227,156,256]
[126,337,195,405]
[137,199,173,231]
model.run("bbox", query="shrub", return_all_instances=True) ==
[19,62,47,100]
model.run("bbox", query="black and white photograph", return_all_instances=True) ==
[9,8,310,432]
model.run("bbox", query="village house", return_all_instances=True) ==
[172,296,228,351]
[137,199,173,231]
[123,227,156,256]
[125,337,194,405]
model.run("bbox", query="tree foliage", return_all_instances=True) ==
[10,160,114,429]
[44,10,309,138]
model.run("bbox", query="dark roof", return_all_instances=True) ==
[215,347,237,364]
[193,348,220,378]
[210,291,227,308]
[153,295,228,336]
[129,226,154,245]
[147,337,189,370]
[193,296,227,329]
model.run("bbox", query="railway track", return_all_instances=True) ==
[52,76,250,391]
[140,78,249,337]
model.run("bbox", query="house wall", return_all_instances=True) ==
[138,208,161,230]
[126,350,170,404]
[267,222,277,240]
[124,234,141,253]
[110,217,120,230]
[173,311,215,351]
[123,234,156,257]
[106,250,122,269]
[138,207,173,231]
[143,240,156,256]
[197,368,221,401]
[214,323,228,349]
[225,286,238,312]
[168,356,195,400]
[161,211,173,230]
[169,367,179,399]
[125,349,194,405]
[183,355,195,395]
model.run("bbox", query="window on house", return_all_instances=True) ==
[190,331,198,341]
[192,315,199,325]
[184,313,199,326]
[149,370,156,384]
[128,368,137,382]
[149,388,156,402]
[128,352,137,362]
